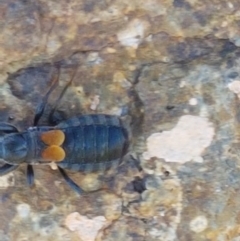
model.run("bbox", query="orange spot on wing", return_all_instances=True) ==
[42,145,65,162]
[41,130,65,146]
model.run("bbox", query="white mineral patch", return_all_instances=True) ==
[0,172,14,188]
[143,115,215,163]
[199,106,209,118]
[192,156,204,163]
[16,203,31,218]
[189,215,208,233]
[189,98,198,105]
[106,47,116,53]
[228,80,240,98]
[179,80,186,88]
[117,19,147,48]
[227,2,234,9]
[90,95,100,110]
[80,173,102,192]
[149,226,177,241]
[65,212,108,241]
[46,39,61,54]
[87,52,102,64]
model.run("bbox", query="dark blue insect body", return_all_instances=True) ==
[0,68,130,194]
[0,114,129,194]
[58,114,129,172]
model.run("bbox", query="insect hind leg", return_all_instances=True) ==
[58,166,84,195]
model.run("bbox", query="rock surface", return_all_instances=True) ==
[0,0,240,240]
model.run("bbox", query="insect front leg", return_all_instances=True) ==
[26,165,34,186]
[0,123,19,134]
[58,166,84,195]
[0,163,19,175]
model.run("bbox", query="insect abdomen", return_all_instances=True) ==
[58,115,129,172]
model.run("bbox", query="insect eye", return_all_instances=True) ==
[3,135,27,163]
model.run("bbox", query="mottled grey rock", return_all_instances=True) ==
[1,0,240,240]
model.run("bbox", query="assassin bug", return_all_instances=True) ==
[0,67,129,194]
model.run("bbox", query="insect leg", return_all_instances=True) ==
[33,67,60,126]
[58,166,84,195]
[0,123,19,133]
[48,67,78,125]
[26,165,34,186]
[0,163,18,175]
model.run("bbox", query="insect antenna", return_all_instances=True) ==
[33,67,60,126]
[48,67,78,125]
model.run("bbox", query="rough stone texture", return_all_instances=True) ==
[1,0,240,240]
